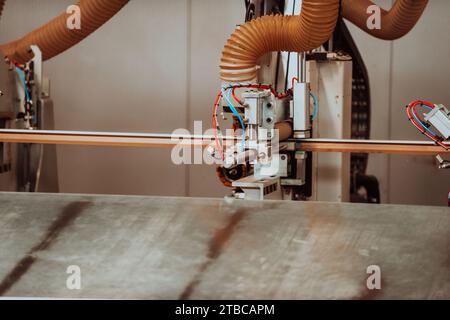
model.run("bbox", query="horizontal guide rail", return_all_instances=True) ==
[0,130,447,155]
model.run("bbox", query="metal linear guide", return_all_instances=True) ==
[0,129,447,155]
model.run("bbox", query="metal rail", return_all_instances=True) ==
[297,138,449,155]
[0,129,448,155]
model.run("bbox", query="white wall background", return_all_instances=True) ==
[0,0,449,206]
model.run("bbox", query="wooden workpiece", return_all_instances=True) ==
[298,141,449,155]
[0,130,448,155]
[0,132,208,149]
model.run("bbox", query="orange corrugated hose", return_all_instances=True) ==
[221,0,340,82]
[342,0,428,40]
[0,0,429,74]
[0,0,129,64]
[220,0,429,83]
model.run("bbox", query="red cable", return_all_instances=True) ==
[411,101,434,123]
[407,106,434,140]
[213,82,296,159]
[231,87,243,105]
[212,90,224,160]
[10,59,25,71]
[213,83,291,160]
[406,102,448,150]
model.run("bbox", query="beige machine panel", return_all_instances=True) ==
[310,60,353,202]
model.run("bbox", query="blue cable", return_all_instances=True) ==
[222,87,246,151]
[420,104,433,111]
[310,92,318,121]
[411,103,437,137]
[16,67,30,102]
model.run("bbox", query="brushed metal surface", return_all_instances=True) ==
[0,192,449,299]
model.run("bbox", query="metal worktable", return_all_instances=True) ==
[0,192,449,299]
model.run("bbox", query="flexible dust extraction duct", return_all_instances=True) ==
[0,0,129,64]
[342,0,428,40]
[221,0,428,83]
[221,0,340,82]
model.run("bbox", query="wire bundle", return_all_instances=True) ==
[15,66,30,103]
[212,81,319,160]
[212,91,224,160]
[406,100,449,150]
[212,83,294,161]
